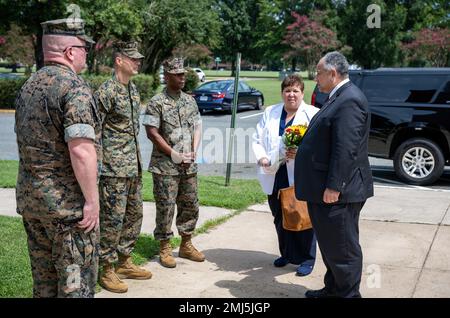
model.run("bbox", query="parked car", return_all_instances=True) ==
[193,67,206,82]
[192,80,264,114]
[0,73,21,80]
[311,68,450,185]
[311,85,328,108]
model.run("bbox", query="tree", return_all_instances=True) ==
[139,0,220,74]
[0,0,147,72]
[0,0,68,70]
[214,0,252,75]
[403,28,450,67]
[337,0,407,68]
[173,44,213,68]
[400,0,449,31]
[0,24,35,74]
[74,0,144,74]
[284,11,341,78]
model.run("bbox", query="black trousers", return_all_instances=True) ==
[268,164,316,266]
[307,201,365,298]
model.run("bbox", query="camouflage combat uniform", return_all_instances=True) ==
[15,63,101,298]
[143,88,201,241]
[95,74,143,265]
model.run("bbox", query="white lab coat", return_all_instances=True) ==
[252,101,319,195]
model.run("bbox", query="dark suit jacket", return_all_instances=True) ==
[295,81,374,203]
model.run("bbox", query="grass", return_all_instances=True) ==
[0,216,33,298]
[244,79,316,107]
[1,160,266,210]
[204,69,309,79]
[0,160,18,188]
[204,70,279,78]
[143,173,266,210]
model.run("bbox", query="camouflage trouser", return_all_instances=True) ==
[99,176,143,265]
[22,217,99,298]
[152,173,199,241]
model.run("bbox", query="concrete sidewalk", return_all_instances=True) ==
[1,186,450,298]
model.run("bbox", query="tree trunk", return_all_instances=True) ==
[291,57,297,72]
[230,56,236,77]
[141,38,169,75]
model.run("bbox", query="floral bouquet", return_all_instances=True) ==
[282,124,308,149]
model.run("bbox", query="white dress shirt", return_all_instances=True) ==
[328,78,350,99]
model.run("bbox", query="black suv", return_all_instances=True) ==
[312,68,450,185]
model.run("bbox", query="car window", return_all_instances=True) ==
[434,81,450,105]
[228,84,241,92]
[362,75,447,103]
[198,81,229,91]
[239,82,251,91]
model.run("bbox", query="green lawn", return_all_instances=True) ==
[245,79,316,107]
[0,160,18,188]
[1,160,266,210]
[204,70,279,78]
[204,69,309,79]
[0,215,33,298]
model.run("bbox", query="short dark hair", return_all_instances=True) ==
[112,51,121,65]
[281,74,304,92]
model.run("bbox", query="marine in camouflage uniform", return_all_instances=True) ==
[14,18,100,298]
[143,57,204,268]
[95,41,151,293]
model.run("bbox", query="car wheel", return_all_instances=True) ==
[393,138,445,185]
[255,97,263,110]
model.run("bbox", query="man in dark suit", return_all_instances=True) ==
[294,51,374,298]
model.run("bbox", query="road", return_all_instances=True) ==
[2,111,450,190]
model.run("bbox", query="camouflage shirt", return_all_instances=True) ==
[143,88,201,175]
[95,75,142,177]
[14,63,101,222]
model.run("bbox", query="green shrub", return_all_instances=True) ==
[0,78,28,109]
[183,68,199,93]
[133,74,159,102]
[0,73,158,110]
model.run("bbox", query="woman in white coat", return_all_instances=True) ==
[253,74,319,276]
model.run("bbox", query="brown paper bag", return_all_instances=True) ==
[278,186,312,231]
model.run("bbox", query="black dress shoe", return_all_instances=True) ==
[305,287,337,298]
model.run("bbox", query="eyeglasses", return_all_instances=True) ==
[64,45,90,53]
[72,45,90,53]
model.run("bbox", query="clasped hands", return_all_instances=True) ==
[172,150,196,168]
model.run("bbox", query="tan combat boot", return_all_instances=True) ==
[99,263,128,293]
[116,255,152,280]
[179,235,205,262]
[159,239,176,268]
